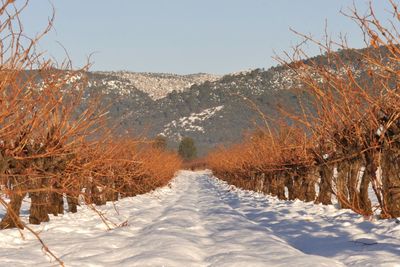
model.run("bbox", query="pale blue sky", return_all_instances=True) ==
[23,1,392,74]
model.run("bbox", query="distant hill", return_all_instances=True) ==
[92,71,220,100]
[82,68,299,154]
[75,46,383,155]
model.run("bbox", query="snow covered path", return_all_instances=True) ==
[0,170,399,266]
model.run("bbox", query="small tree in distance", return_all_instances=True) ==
[178,137,197,161]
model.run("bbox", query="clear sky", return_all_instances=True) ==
[22,0,392,74]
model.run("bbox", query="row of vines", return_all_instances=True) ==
[0,0,181,235]
[207,1,400,219]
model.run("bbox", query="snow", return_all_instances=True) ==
[98,72,220,100]
[0,170,399,266]
[161,106,224,138]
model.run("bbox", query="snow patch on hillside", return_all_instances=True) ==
[161,105,224,138]
[93,71,220,100]
[87,76,138,97]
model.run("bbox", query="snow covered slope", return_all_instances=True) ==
[161,105,224,138]
[95,71,220,100]
[0,171,399,266]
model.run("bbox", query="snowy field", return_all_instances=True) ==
[0,170,399,266]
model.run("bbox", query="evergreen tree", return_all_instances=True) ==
[178,137,197,160]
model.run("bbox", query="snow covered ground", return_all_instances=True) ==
[0,170,399,266]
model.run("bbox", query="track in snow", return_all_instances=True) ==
[0,170,399,266]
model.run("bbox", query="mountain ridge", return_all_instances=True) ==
[77,46,386,155]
